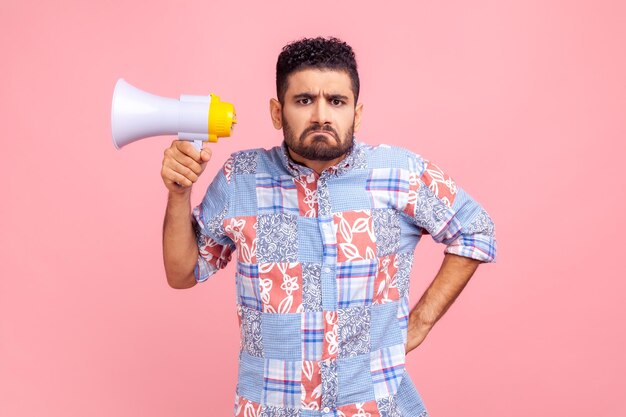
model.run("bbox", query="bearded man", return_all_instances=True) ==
[161,37,496,417]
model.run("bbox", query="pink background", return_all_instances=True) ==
[1,0,625,416]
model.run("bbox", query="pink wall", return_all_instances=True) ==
[1,0,625,416]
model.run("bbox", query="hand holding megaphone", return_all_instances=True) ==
[111,79,237,151]
[160,139,212,192]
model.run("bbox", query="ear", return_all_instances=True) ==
[269,98,283,129]
[353,102,364,133]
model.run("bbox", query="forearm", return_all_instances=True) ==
[405,253,480,353]
[162,190,198,289]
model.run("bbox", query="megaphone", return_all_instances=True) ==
[111,79,237,151]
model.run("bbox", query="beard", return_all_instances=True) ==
[282,116,354,162]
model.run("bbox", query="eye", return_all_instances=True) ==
[331,98,345,106]
[297,97,312,105]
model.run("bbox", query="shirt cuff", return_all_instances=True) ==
[444,233,497,263]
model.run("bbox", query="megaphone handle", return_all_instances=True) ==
[192,139,203,152]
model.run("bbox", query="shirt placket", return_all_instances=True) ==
[317,170,339,416]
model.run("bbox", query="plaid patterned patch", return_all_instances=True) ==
[263,359,302,408]
[337,260,377,308]
[371,344,405,399]
[236,262,261,311]
[301,312,324,361]
[256,173,300,215]
[319,217,338,265]
[366,168,410,210]
[445,234,497,263]
[397,296,410,343]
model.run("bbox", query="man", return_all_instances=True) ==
[161,37,496,417]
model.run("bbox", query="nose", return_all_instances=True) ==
[311,100,331,125]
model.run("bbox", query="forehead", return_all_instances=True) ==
[285,68,354,98]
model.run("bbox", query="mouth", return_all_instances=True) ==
[307,130,337,140]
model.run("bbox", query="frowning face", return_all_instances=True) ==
[270,68,363,165]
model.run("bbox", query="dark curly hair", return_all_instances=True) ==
[276,37,360,105]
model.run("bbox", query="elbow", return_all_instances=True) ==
[166,272,197,289]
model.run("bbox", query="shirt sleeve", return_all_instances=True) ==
[191,159,236,282]
[406,154,497,263]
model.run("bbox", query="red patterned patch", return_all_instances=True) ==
[223,216,257,263]
[421,161,457,208]
[322,311,338,360]
[333,210,377,262]
[294,172,319,218]
[403,172,421,218]
[223,156,234,183]
[198,236,234,270]
[258,262,303,313]
[301,361,322,410]
[337,400,380,417]
[373,255,399,304]
[234,395,262,417]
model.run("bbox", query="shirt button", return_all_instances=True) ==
[323,267,331,273]
[323,407,331,413]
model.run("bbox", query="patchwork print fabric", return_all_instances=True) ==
[301,360,322,410]
[263,359,302,408]
[257,173,300,215]
[371,344,406,399]
[259,262,303,314]
[192,140,497,415]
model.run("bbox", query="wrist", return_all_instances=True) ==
[168,188,192,202]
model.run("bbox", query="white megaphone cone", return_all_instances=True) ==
[111,79,236,151]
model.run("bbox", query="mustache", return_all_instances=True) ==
[300,124,339,141]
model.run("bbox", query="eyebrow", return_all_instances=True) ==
[293,92,350,102]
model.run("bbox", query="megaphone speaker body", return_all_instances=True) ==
[111,79,236,150]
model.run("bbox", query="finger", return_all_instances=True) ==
[163,168,194,188]
[163,158,200,184]
[165,146,204,175]
[175,140,202,161]
[200,146,212,163]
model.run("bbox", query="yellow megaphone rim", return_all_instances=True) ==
[208,94,237,143]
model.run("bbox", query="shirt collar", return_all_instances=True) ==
[278,137,365,178]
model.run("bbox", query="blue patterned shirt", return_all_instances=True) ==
[192,139,496,417]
